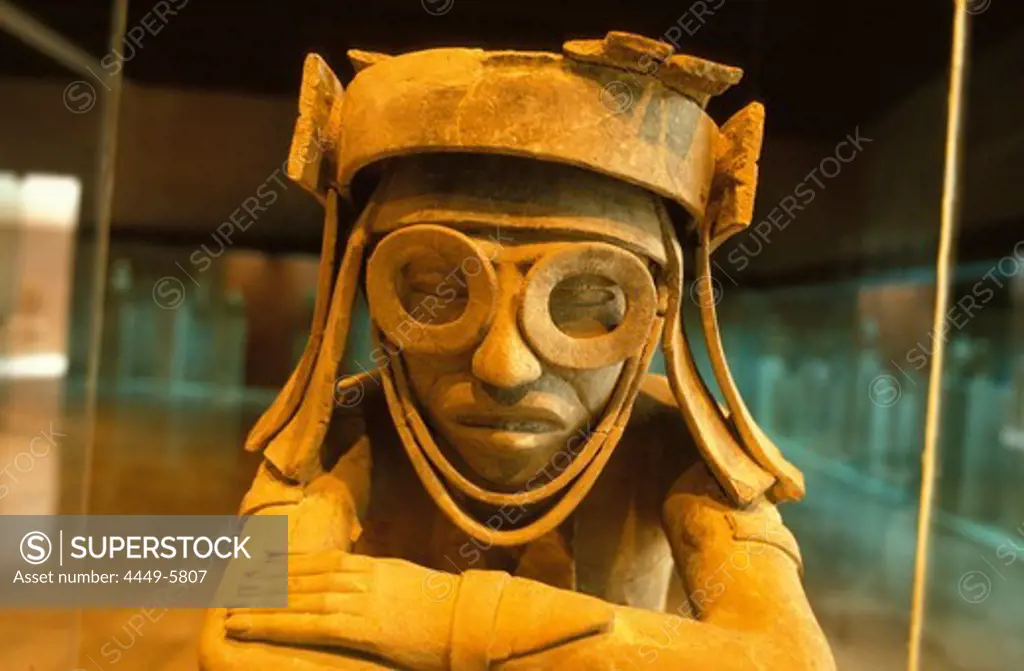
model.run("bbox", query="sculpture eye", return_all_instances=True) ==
[405,270,455,293]
[561,287,617,307]
[549,274,625,337]
[398,256,468,324]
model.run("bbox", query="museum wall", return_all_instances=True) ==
[0,76,320,247]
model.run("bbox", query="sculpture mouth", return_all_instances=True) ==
[456,417,560,433]
[454,408,566,434]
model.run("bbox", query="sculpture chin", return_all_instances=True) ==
[398,353,629,489]
[438,420,578,488]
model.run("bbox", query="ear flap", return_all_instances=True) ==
[695,226,805,502]
[244,54,349,466]
[690,101,805,503]
[244,190,341,454]
[259,202,372,482]
[661,229,776,506]
[348,49,393,73]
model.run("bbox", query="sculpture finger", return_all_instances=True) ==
[226,611,371,650]
[287,572,372,595]
[228,592,370,617]
[287,550,375,576]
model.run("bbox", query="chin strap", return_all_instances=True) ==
[376,318,663,547]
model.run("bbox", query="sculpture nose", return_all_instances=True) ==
[471,266,543,390]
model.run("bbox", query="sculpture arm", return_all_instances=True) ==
[200,439,386,671]
[654,462,835,669]
[211,456,833,670]
[441,569,767,670]
[436,568,824,670]
[447,464,834,669]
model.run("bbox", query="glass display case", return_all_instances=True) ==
[1,1,1022,669]
[0,6,115,667]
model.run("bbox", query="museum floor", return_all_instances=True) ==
[0,392,1020,670]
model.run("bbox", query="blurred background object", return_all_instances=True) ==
[1,1,1023,669]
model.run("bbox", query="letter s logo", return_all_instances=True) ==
[20,531,52,565]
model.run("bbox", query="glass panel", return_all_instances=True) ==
[0,8,112,669]
[679,9,957,669]
[685,282,932,669]
[921,6,1024,669]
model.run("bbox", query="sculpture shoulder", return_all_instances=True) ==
[610,373,704,496]
[625,373,699,454]
[320,372,398,472]
[631,373,686,424]
[242,372,407,514]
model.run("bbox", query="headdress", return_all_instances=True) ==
[246,32,804,545]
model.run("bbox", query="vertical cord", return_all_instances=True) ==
[907,3,971,669]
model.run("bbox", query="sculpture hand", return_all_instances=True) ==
[224,551,457,671]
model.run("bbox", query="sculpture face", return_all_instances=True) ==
[398,235,632,488]
[363,156,666,489]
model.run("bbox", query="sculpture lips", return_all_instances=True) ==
[454,407,566,434]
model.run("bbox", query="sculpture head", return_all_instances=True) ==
[363,154,667,488]
[247,32,805,547]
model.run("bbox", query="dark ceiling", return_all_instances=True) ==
[6,0,1024,139]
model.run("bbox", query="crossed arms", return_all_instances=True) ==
[199,455,835,670]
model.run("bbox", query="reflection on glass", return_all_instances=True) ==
[0,172,81,517]
[687,260,1024,668]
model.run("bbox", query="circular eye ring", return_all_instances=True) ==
[520,242,656,369]
[366,224,497,356]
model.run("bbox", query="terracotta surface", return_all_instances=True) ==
[199,32,835,669]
